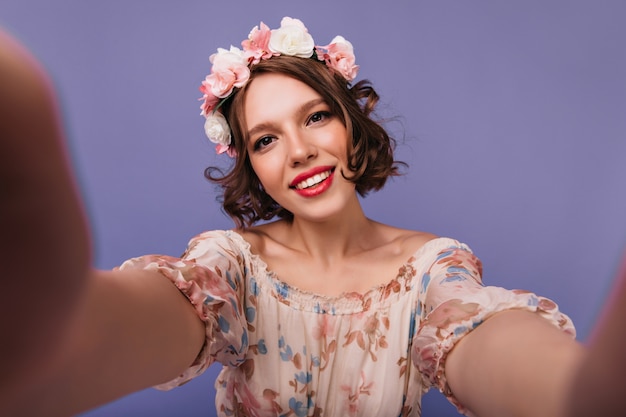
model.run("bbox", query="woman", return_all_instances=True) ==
[0,16,624,417]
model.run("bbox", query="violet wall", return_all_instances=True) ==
[2,1,625,415]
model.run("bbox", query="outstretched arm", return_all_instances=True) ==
[0,27,91,406]
[445,253,626,417]
[565,254,626,416]
[0,29,205,416]
[16,268,205,417]
[445,309,585,417]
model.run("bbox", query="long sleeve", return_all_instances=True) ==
[411,240,575,414]
[117,230,249,389]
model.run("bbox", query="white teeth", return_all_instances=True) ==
[295,170,331,190]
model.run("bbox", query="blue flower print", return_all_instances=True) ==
[420,273,431,293]
[280,344,293,362]
[275,281,289,299]
[288,397,309,417]
[310,355,321,367]
[224,270,237,290]
[249,276,260,296]
[408,308,417,339]
[442,273,467,283]
[257,339,267,354]
[294,371,312,384]
[218,315,230,333]
[278,336,294,360]
[246,306,256,322]
[436,249,455,260]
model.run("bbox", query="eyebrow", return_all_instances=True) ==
[247,97,326,140]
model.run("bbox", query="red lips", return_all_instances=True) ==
[289,165,335,197]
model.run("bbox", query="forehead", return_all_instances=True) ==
[243,73,323,123]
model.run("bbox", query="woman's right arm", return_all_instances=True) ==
[0,29,204,416]
[20,268,206,417]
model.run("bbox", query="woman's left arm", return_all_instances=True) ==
[565,254,626,417]
[446,252,626,417]
[445,309,585,417]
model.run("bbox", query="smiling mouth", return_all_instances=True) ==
[292,169,334,190]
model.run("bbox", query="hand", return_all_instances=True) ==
[565,252,626,416]
[0,27,91,413]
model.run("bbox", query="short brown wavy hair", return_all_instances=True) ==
[205,55,404,229]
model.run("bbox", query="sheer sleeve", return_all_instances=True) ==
[411,240,575,414]
[116,230,249,390]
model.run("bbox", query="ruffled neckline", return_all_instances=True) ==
[226,230,462,314]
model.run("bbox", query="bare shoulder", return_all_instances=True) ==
[400,228,438,249]
[374,222,438,256]
[235,221,288,255]
[340,221,440,267]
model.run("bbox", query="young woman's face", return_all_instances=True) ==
[244,73,357,221]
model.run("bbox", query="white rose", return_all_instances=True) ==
[210,46,247,71]
[268,17,314,58]
[204,112,231,146]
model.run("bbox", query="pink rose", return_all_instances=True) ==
[205,46,250,98]
[316,35,359,81]
[216,143,237,157]
[241,22,276,65]
[198,88,219,116]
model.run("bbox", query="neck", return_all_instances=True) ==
[283,198,374,263]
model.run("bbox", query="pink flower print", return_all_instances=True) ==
[422,299,480,329]
[363,314,379,335]
[343,312,389,361]
[340,371,374,416]
[312,315,338,370]
[538,297,557,311]
[262,389,284,414]
[220,371,262,417]
[312,315,336,340]
[437,249,483,281]
[242,22,277,64]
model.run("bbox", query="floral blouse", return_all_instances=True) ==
[118,230,575,417]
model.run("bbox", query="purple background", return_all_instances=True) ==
[2,1,626,416]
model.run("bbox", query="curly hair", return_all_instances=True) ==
[205,55,405,229]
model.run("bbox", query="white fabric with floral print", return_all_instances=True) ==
[118,230,575,417]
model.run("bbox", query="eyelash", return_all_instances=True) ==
[253,135,275,151]
[307,111,331,125]
[252,110,333,151]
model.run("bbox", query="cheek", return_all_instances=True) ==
[325,127,350,161]
[249,156,281,190]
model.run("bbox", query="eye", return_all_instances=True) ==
[307,111,331,125]
[253,135,276,151]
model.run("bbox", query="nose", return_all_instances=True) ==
[286,130,317,166]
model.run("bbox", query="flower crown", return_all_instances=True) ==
[200,17,359,157]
